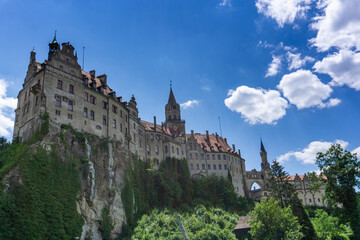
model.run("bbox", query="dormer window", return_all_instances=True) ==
[60,65,63,70]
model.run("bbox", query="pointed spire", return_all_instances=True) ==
[167,81,177,105]
[260,138,266,153]
[52,30,57,43]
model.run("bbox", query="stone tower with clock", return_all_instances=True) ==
[165,86,186,138]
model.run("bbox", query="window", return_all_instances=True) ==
[84,92,88,101]
[155,145,159,154]
[195,153,198,159]
[125,127,128,136]
[70,70,74,76]
[57,80,62,89]
[165,146,168,153]
[212,155,215,160]
[68,114,72,119]
[223,155,226,160]
[189,153,192,159]
[146,145,150,153]
[177,148,179,155]
[208,164,211,170]
[60,65,63,70]
[56,96,61,107]
[120,110,123,118]
[150,134,154,140]
[318,198,320,202]
[133,123,136,129]
[213,164,217,170]
[217,155,221,160]
[66,58,69,63]
[68,100,73,111]
[190,164,194,170]
[196,164,199,170]
[172,146,174,153]
[206,154,210,160]
[69,84,74,94]
[120,123,123,132]
[102,101,108,109]
[90,95,96,104]
[35,96,39,105]
[309,199,312,203]
[113,119,116,128]
[125,114,128,122]
[133,134,136,142]
[55,110,60,116]
[202,164,205,170]
[84,107,88,117]
[90,111,95,120]
[112,105,117,113]
[219,164,222,170]
[224,164,227,170]
[103,116,107,125]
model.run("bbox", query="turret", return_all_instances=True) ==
[48,31,60,60]
[260,139,270,171]
[165,84,181,121]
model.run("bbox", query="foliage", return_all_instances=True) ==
[267,160,296,207]
[120,156,254,238]
[100,206,114,240]
[316,144,360,238]
[249,197,304,240]
[0,137,10,151]
[311,209,352,240]
[131,205,239,240]
[0,138,83,239]
[268,160,315,239]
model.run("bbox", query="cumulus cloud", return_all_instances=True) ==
[265,55,282,77]
[310,0,360,51]
[180,100,200,109]
[256,0,312,27]
[352,146,360,158]
[286,52,315,70]
[314,49,360,91]
[278,140,349,164]
[277,69,339,109]
[224,86,288,124]
[0,79,17,138]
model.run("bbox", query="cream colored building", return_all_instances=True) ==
[13,36,326,202]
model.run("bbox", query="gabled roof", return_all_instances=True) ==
[287,174,327,181]
[82,70,112,96]
[234,216,251,230]
[140,120,172,136]
[185,133,238,154]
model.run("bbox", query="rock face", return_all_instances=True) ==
[2,126,131,240]
[76,136,129,240]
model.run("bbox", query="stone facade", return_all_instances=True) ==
[13,36,325,203]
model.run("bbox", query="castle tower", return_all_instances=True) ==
[165,84,185,137]
[48,31,60,60]
[260,139,270,171]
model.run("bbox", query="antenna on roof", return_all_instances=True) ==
[170,80,172,89]
[82,46,85,70]
[218,116,223,138]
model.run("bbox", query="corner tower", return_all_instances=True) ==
[165,85,185,137]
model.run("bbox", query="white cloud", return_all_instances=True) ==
[218,0,231,7]
[0,79,17,138]
[278,139,349,164]
[265,55,282,77]
[256,0,312,27]
[277,69,339,109]
[352,146,360,157]
[310,0,360,51]
[180,100,200,109]
[314,49,360,91]
[224,86,288,124]
[286,52,315,70]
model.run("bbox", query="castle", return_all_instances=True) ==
[13,35,325,205]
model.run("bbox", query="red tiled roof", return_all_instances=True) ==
[82,70,112,96]
[287,174,327,181]
[185,133,237,154]
[234,216,251,230]
[140,120,172,136]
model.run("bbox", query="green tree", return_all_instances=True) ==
[249,197,303,240]
[311,209,351,239]
[267,160,296,207]
[316,144,360,238]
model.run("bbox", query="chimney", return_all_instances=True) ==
[153,116,156,132]
[89,70,95,79]
[191,130,194,137]
[215,132,218,142]
[238,149,241,157]
[224,138,227,144]
[206,130,209,141]
[232,144,236,151]
[161,122,164,131]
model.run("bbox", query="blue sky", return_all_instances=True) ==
[0,0,359,174]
